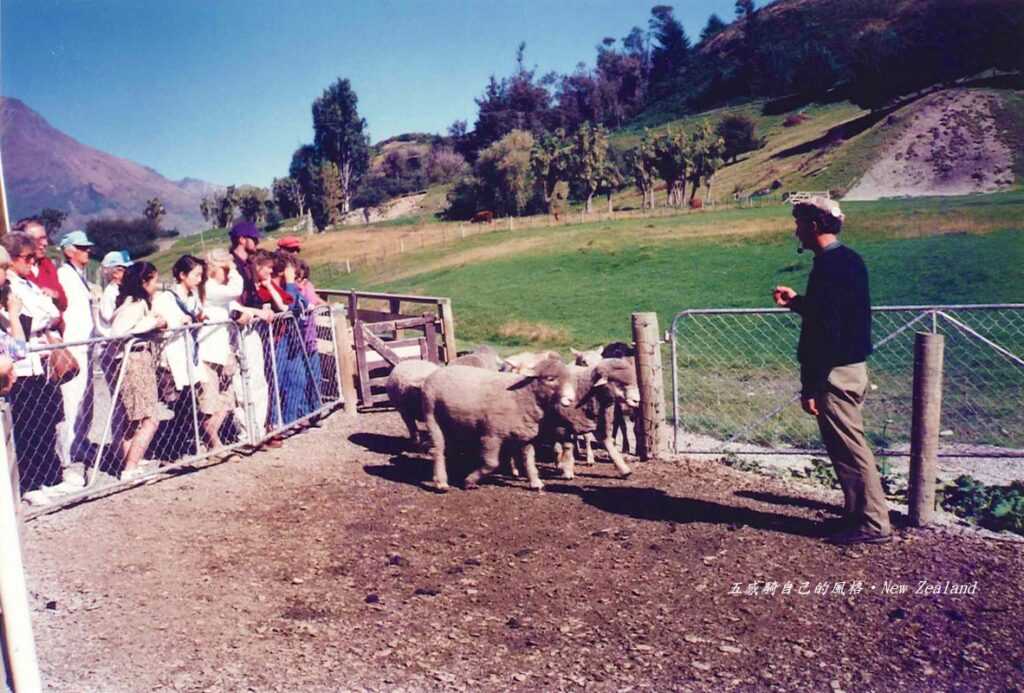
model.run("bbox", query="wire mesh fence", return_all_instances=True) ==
[7,304,344,517]
[669,305,1024,464]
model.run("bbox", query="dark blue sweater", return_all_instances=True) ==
[789,244,873,396]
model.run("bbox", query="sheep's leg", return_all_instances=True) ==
[584,434,596,465]
[424,407,449,492]
[558,439,575,480]
[399,405,421,449]
[464,437,501,489]
[508,447,521,477]
[521,444,544,491]
[614,403,631,455]
[599,402,631,477]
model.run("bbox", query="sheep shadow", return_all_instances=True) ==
[733,490,842,515]
[545,484,827,538]
[349,432,412,456]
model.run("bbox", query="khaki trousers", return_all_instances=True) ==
[815,363,891,535]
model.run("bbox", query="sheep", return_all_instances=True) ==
[570,347,603,367]
[385,359,441,448]
[553,358,640,481]
[601,342,639,455]
[503,350,561,375]
[421,357,576,492]
[451,344,503,371]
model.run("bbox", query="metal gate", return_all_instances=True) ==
[669,304,1024,459]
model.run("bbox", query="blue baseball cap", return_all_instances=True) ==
[229,220,261,242]
[101,250,133,268]
[59,230,95,248]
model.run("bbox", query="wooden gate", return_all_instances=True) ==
[317,290,456,407]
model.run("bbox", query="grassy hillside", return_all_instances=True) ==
[324,192,1024,350]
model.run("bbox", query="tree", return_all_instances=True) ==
[272,176,306,220]
[37,208,67,238]
[649,5,692,91]
[529,129,570,214]
[652,128,690,207]
[214,186,239,229]
[596,155,624,213]
[143,197,166,226]
[734,0,760,95]
[85,217,160,259]
[312,78,370,214]
[237,186,271,225]
[699,13,728,44]
[625,133,657,210]
[687,121,726,203]
[199,196,215,226]
[426,145,468,184]
[715,114,763,163]
[567,122,610,213]
[472,44,554,152]
[308,161,344,231]
[474,129,536,217]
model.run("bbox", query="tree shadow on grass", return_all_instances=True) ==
[544,484,827,539]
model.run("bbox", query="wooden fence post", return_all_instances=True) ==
[908,332,944,526]
[334,305,359,415]
[439,299,457,364]
[632,312,665,460]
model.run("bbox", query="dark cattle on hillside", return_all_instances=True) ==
[471,210,494,224]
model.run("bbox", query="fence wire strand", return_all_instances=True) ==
[671,305,1024,462]
[8,304,344,516]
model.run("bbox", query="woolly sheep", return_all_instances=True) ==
[451,344,503,371]
[421,357,576,492]
[385,359,441,447]
[503,350,561,375]
[570,347,603,367]
[553,358,640,480]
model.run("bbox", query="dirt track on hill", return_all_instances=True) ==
[846,89,1014,200]
[22,409,1024,692]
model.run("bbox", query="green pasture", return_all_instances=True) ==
[318,192,1023,450]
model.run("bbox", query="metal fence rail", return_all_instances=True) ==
[669,304,1024,460]
[6,304,345,519]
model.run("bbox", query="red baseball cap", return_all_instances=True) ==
[277,235,302,251]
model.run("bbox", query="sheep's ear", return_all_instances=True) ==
[570,348,581,356]
[593,376,609,387]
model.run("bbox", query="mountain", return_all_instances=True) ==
[0,97,221,234]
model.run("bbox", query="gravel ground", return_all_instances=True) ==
[21,409,1024,692]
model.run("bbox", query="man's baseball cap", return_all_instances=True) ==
[59,230,95,248]
[277,235,301,251]
[101,250,133,268]
[793,196,845,224]
[229,220,261,241]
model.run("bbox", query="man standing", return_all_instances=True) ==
[773,197,892,545]
[55,230,98,487]
[13,218,68,315]
[228,221,278,448]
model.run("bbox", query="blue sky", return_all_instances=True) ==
[2,0,739,188]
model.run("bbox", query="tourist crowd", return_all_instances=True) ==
[1,219,330,506]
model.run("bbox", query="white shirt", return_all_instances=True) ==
[199,268,244,367]
[8,273,61,377]
[97,282,120,338]
[57,262,97,344]
[153,287,207,390]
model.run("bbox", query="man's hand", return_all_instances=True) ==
[800,396,819,417]
[773,285,797,307]
[41,287,60,300]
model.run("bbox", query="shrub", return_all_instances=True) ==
[940,475,1024,537]
[84,217,160,260]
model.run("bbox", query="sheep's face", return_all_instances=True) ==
[593,359,640,408]
[524,357,576,408]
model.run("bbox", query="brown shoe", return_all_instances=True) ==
[826,528,893,546]
[262,437,283,449]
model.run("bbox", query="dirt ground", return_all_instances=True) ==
[21,408,1024,692]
